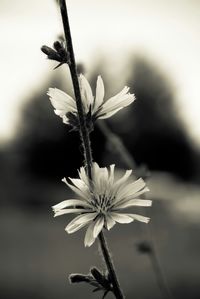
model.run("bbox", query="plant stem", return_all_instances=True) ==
[59,1,125,298]
[99,232,125,299]
[59,0,92,179]
[97,121,137,171]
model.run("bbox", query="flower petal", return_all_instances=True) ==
[92,163,109,195]
[98,86,135,116]
[117,178,146,199]
[65,222,88,234]
[78,167,89,186]
[62,178,90,201]
[109,165,115,182]
[104,164,115,198]
[116,187,150,205]
[52,199,91,212]
[128,214,150,223]
[62,115,70,124]
[93,76,105,112]
[93,217,105,238]
[66,212,97,234]
[129,187,150,198]
[68,178,88,192]
[115,169,132,185]
[105,215,116,230]
[79,74,94,113]
[114,199,152,209]
[110,212,133,223]
[71,212,97,225]
[54,208,91,217]
[98,107,122,119]
[112,169,132,196]
[84,221,96,247]
[47,88,76,116]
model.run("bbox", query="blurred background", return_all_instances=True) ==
[1,0,200,298]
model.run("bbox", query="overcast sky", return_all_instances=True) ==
[1,0,200,147]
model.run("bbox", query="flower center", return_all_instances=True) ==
[91,194,114,214]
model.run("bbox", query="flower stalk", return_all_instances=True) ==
[99,231,124,299]
[59,0,125,298]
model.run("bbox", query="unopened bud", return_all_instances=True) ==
[41,41,69,68]
[69,273,91,284]
[41,45,61,61]
[41,45,53,56]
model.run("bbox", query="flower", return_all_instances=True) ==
[52,163,151,247]
[47,74,135,126]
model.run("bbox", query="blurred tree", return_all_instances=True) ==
[83,55,199,181]
[124,56,198,180]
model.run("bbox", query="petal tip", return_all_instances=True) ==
[65,227,70,233]
[47,87,54,95]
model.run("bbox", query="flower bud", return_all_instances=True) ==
[41,41,69,68]
[41,45,61,62]
[41,45,53,56]
[53,41,63,51]
[69,273,91,284]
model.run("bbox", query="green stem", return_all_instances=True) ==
[59,1,125,298]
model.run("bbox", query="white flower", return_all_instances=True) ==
[52,163,151,247]
[47,74,135,125]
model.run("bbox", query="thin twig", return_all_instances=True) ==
[59,1,125,298]
[97,121,137,170]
